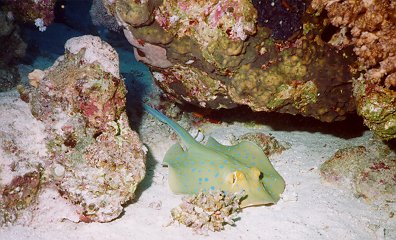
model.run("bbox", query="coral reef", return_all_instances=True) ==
[111,0,357,122]
[320,139,395,205]
[170,190,246,235]
[311,0,396,139]
[153,64,232,108]
[20,35,146,222]
[2,0,56,31]
[0,10,26,92]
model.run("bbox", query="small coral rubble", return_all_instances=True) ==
[170,190,246,235]
[22,35,146,222]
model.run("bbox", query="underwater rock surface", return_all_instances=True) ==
[0,9,26,92]
[20,35,146,222]
[312,0,396,140]
[320,139,395,205]
[232,132,289,157]
[106,0,356,123]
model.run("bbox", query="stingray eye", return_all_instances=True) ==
[227,171,244,184]
[251,167,262,179]
[234,171,245,182]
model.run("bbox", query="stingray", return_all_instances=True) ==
[144,104,285,207]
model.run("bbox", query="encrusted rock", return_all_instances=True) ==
[112,0,357,122]
[320,139,396,205]
[23,35,146,222]
[233,132,289,156]
[170,190,246,235]
[0,170,42,227]
[312,0,396,139]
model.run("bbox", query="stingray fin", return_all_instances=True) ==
[163,143,185,167]
[163,143,193,193]
[205,137,227,150]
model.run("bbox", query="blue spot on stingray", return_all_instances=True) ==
[245,155,249,159]
[210,186,215,190]
[198,169,202,173]
[192,168,196,172]
[210,161,214,165]
[214,173,219,178]
[219,165,224,169]
[204,178,208,182]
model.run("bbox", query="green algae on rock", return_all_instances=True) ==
[353,77,396,140]
[113,0,357,122]
[152,64,234,109]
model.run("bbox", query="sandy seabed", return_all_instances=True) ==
[0,84,394,240]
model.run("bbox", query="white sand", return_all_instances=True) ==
[0,87,394,239]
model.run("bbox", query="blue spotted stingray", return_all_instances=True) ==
[144,104,285,207]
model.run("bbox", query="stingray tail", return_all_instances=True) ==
[143,104,197,147]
